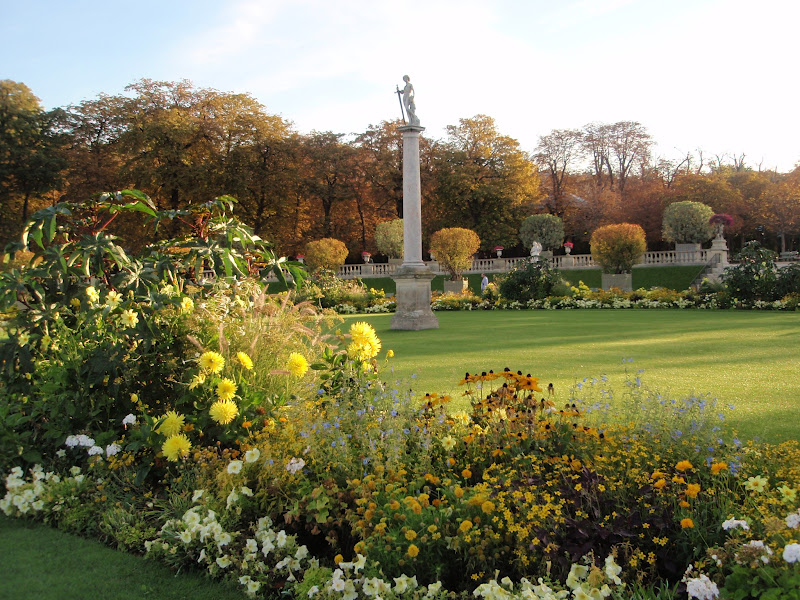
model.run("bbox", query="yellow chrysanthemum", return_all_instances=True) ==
[162,434,191,462]
[287,352,309,378]
[685,483,701,499]
[199,351,225,374]
[481,500,495,514]
[236,351,253,370]
[188,372,206,390]
[216,378,237,401]
[347,322,381,360]
[405,530,417,541]
[386,349,394,358]
[407,544,419,558]
[209,400,238,425]
[680,518,694,529]
[459,519,473,533]
[157,410,185,437]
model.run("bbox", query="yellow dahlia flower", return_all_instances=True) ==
[162,434,191,462]
[236,351,253,370]
[199,351,225,374]
[157,410,185,437]
[209,400,238,425]
[216,378,237,401]
[287,352,308,378]
[188,372,206,390]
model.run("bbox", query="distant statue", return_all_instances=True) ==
[530,240,542,259]
[400,75,420,126]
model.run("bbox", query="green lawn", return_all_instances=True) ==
[0,516,246,600]
[347,310,800,443]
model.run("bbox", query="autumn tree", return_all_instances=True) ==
[430,115,541,252]
[582,121,652,195]
[0,80,65,241]
[534,128,583,217]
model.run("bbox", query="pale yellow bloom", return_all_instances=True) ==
[157,411,185,437]
[162,434,191,462]
[216,378,237,401]
[181,296,194,312]
[236,351,253,370]
[199,351,225,374]
[120,309,139,328]
[209,400,238,425]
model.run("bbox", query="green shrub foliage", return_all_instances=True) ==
[497,260,564,303]
[519,214,564,251]
[374,219,404,259]
[662,201,715,244]
[721,241,780,303]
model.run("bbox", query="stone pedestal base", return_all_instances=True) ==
[391,264,438,330]
[442,279,468,295]
[601,273,633,292]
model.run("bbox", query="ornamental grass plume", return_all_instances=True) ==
[162,434,191,461]
[209,400,239,425]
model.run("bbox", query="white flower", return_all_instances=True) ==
[56,449,66,458]
[604,554,622,585]
[65,435,79,448]
[394,575,410,594]
[296,545,309,561]
[722,518,750,531]
[87,445,104,456]
[227,460,243,475]
[783,543,800,563]
[276,530,287,547]
[216,555,231,568]
[245,448,261,463]
[245,538,258,553]
[426,581,443,597]
[307,585,320,597]
[786,511,800,529]
[240,485,253,497]
[122,414,137,427]
[105,443,121,457]
[192,489,204,503]
[226,490,239,508]
[179,530,193,544]
[685,574,719,600]
[286,457,305,474]
[246,580,261,595]
[331,577,346,592]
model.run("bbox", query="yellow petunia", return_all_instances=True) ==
[236,351,253,370]
[287,352,308,378]
[216,378,237,401]
[199,351,225,374]
[162,434,191,462]
[209,400,238,425]
[157,410,185,437]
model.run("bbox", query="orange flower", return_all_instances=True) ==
[675,460,693,471]
[653,479,667,490]
[462,468,472,479]
[685,483,701,499]
[681,518,694,529]
[679,500,690,508]
[407,544,419,558]
[711,462,728,475]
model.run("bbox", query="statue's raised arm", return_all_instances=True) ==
[401,75,420,126]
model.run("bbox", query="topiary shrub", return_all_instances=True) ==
[429,227,480,281]
[777,263,800,298]
[662,201,715,244]
[304,238,349,271]
[519,214,565,252]
[374,219,404,259]
[590,223,647,274]
[497,260,563,303]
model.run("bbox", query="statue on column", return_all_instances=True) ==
[396,75,420,126]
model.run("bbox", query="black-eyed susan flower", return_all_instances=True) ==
[199,351,225,374]
[209,400,238,425]
[162,434,191,462]
[216,378,237,401]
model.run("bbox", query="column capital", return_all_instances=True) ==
[398,124,425,134]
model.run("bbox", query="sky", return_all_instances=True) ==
[2,0,798,172]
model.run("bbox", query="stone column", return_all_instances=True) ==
[390,125,438,330]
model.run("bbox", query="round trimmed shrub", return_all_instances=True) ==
[590,223,647,274]
[304,238,349,271]
[430,227,480,281]
[662,201,714,244]
[374,219,404,259]
[519,214,564,251]
[497,261,563,303]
